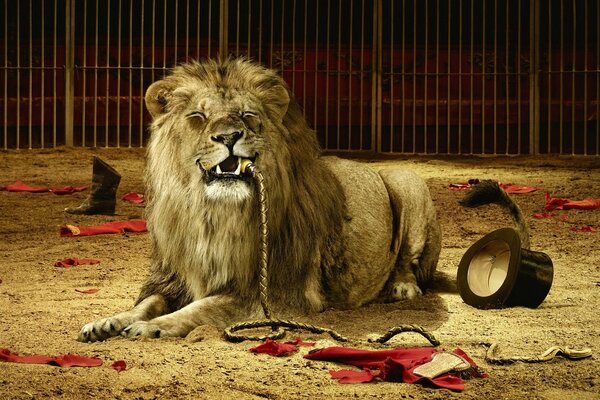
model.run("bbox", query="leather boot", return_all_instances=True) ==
[65,156,121,215]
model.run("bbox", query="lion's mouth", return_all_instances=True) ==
[205,155,255,181]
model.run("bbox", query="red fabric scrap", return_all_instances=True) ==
[304,347,486,392]
[250,338,314,356]
[545,192,600,211]
[54,258,101,268]
[499,183,541,194]
[570,226,597,232]
[0,348,103,368]
[448,179,480,190]
[0,180,87,195]
[60,220,147,237]
[75,288,99,294]
[110,360,127,372]
[122,192,145,204]
[330,368,377,383]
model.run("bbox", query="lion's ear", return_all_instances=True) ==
[145,80,174,118]
[264,84,290,122]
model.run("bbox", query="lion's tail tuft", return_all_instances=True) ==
[459,180,531,249]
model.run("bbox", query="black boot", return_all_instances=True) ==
[65,157,121,215]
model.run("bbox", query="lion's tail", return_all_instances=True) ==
[459,180,531,249]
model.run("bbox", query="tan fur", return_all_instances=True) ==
[78,58,441,342]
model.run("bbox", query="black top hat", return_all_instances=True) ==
[457,227,553,309]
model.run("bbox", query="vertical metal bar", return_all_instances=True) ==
[372,0,381,152]
[53,0,57,147]
[128,0,133,146]
[582,0,588,155]
[325,0,330,146]
[505,0,510,154]
[547,0,551,154]
[16,0,20,149]
[28,0,33,148]
[258,0,263,62]
[412,0,416,153]
[493,0,497,154]
[174,0,178,63]
[435,0,439,154]
[458,0,462,153]
[492,0,499,155]
[559,0,564,153]
[469,0,473,154]
[292,0,297,93]
[447,0,451,154]
[41,0,45,148]
[424,0,428,153]
[65,0,75,147]
[105,0,111,147]
[481,0,485,154]
[3,0,7,149]
[197,0,201,58]
[571,0,576,155]
[347,0,352,148]
[389,0,394,152]
[140,0,145,145]
[303,0,307,113]
[82,0,88,146]
[162,0,167,73]
[235,0,240,56]
[313,0,319,132]
[208,0,212,56]
[401,0,405,152]
[359,0,364,148]
[336,0,341,149]
[269,0,274,67]
[517,0,521,153]
[281,0,286,76]
[247,0,252,57]
[185,0,189,58]
[116,0,122,147]
[529,0,540,155]
[597,0,600,155]
[93,0,99,147]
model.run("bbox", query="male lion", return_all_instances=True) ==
[78,58,441,342]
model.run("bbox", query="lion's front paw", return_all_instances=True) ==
[78,316,132,342]
[122,321,169,339]
[392,282,423,301]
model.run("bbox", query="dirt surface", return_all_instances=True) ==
[0,148,599,399]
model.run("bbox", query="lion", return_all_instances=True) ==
[78,58,441,342]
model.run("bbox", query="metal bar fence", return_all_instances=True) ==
[0,0,598,155]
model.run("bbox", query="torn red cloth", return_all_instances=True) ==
[75,288,99,294]
[448,179,480,190]
[60,220,147,237]
[250,338,315,356]
[0,348,103,367]
[570,226,597,232]
[122,192,145,204]
[545,192,600,211]
[0,180,87,195]
[110,360,127,372]
[54,258,101,268]
[532,213,569,220]
[499,183,541,194]
[304,347,485,391]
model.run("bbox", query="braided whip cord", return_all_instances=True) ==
[223,163,440,347]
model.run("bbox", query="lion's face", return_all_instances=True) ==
[144,60,292,204]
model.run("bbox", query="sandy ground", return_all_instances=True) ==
[0,148,599,400]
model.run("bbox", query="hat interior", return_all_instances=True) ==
[466,239,511,297]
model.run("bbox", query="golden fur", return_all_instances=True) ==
[78,58,441,342]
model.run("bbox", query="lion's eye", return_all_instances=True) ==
[241,111,257,119]
[186,111,206,121]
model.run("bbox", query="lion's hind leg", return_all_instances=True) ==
[77,294,168,342]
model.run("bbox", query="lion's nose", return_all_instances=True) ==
[210,131,244,149]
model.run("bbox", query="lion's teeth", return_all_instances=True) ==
[234,158,242,175]
[216,164,223,174]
